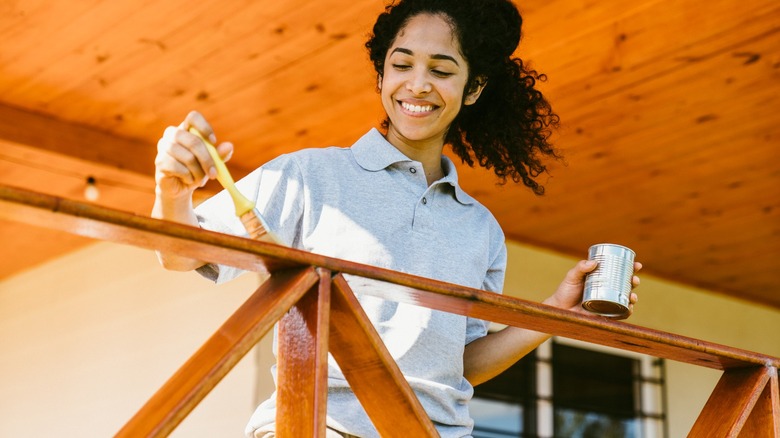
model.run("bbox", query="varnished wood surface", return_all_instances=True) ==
[2,184,778,372]
[747,367,780,437]
[740,367,780,437]
[276,269,331,437]
[0,0,778,309]
[116,267,319,438]
[329,275,439,437]
[2,184,776,436]
[689,366,779,437]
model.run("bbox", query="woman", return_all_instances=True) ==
[153,0,640,436]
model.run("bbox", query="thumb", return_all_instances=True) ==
[567,259,597,284]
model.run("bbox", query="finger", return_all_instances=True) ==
[215,141,234,163]
[173,128,217,179]
[158,126,179,152]
[167,142,208,184]
[156,130,198,185]
[632,274,641,288]
[158,165,195,186]
[155,143,204,186]
[580,259,598,274]
[185,110,217,144]
[634,261,643,272]
[629,292,638,305]
[564,259,597,286]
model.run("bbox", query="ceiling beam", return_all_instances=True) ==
[0,103,227,279]
[0,102,156,176]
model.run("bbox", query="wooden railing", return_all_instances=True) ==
[1,184,778,437]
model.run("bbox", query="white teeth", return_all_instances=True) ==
[401,102,434,113]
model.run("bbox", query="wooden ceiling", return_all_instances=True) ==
[1,0,778,309]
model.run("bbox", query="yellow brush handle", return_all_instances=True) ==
[188,127,255,217]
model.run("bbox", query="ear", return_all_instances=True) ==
[377,74,383,91]
[464,75,487,106]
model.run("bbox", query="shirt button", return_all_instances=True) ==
[422,197,427,205]
[410,167,417,174]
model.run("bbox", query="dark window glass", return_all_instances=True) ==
[473,350,536,437]
[552,343,639,438]
[470,341,664,438]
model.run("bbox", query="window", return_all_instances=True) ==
[472,338,667,438]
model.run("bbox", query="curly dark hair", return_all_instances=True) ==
[366,0,561,195]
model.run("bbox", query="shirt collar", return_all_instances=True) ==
[352,128,475,205]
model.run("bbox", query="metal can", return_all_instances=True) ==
[582,243,636,317]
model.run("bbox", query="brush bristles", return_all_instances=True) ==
[240,211,272,241]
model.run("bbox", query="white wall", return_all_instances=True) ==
[0,240,778,437]
[0,242,275,438]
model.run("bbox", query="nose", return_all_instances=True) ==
[406,70,432,95]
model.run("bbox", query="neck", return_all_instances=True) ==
[384,130,446,186]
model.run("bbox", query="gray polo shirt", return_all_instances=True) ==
[195,128,507,437]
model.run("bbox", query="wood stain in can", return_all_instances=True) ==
[582,243,635,317]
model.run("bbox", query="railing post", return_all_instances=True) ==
[276,268,331,436]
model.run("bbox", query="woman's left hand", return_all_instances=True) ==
[544,259,642,319]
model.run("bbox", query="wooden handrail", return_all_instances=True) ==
[2,184,778,436]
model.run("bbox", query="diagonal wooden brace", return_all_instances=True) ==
[690,366,780,437]
[328,274,439,437]
[741,366,780,437]
[116,267,319,438]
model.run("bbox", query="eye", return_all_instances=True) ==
[392,64,412,71]
[431,69,454,78]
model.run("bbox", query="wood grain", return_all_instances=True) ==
[276,269,331,437]
[329,274,438,437]
[116,267,319,438]
[2,185,777,435]
[2,185,778,372]
[689,366,778,437]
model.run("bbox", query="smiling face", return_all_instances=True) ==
[379,13,482,154]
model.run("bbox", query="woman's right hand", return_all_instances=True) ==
[154,110,234,200]
[152,111,234,271]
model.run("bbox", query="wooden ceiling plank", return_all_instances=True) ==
[172,1,374,98]
[552,23,780,125]
[226,81,383,163]
[489,127,777,229]
[526,0,778,93]
[41,1,372,135]
[156,32,374,140]
[41,1,261,110]
[0,1,100,66]
[0,1,169,102]
[550,87,779,188]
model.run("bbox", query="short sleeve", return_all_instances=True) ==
[193,153,306,284]
[465,240,507,344]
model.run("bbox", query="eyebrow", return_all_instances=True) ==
[390,47,460,66]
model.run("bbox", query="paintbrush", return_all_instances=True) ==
[188,127,281,244]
